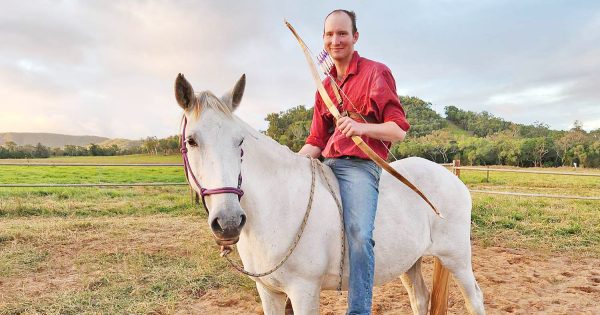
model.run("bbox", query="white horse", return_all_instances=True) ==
[174,73,485,315]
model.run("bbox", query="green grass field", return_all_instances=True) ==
[0,154,598,313]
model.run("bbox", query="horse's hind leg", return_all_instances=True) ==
[439,255,485,315]
[256,282,287,315]
[400,257,430,315]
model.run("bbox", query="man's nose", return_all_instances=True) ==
[331,35,341,45]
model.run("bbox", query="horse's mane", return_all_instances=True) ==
[189,91,233,118]
[186,91,301,163]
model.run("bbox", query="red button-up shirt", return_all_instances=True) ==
[305,51,410,160]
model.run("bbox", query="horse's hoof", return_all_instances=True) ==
[285,298,294,315]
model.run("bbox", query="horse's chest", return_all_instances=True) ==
[254,275,286,293]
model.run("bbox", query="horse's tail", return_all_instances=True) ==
[430,257,450,314]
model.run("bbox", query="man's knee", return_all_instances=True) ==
[348,223,375,249]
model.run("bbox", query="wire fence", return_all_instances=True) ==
[0,162,188,188]
[0,163,182,167]
[454,166,600,177]
[1,161,598,201]
[443,161,599,201]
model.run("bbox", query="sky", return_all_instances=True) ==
[1,0,599,139]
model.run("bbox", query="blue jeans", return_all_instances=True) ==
[324,157,382,315]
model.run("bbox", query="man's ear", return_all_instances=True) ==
[353,31,359,44]
[174,73,195,110]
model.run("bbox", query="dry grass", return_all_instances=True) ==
[0,157,598,313]
[0,215,254,314]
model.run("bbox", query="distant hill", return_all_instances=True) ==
[0,132,137,148]
[98,138,143,149]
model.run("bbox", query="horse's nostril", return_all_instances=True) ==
[211,218,223,232]
[239,214,247,228]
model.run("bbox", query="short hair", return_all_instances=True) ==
[324,9,357,34]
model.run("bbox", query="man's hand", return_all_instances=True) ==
[337,116,366,138]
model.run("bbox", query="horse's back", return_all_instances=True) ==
[370,157,471,284]
[380,157,470,221]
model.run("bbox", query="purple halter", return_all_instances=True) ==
[180,116,244,212]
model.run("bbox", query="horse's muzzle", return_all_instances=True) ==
[214,236,239,246]
[210,214,246,244]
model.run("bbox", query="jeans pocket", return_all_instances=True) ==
[365,161,382,182]
[323,158,335,168]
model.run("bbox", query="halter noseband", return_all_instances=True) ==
[180,116,244,212]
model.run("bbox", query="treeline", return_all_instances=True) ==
[264,97,600,168]
[0,136,181,159]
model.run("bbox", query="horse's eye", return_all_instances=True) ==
[186,137,198,147]
[238,138,244,146]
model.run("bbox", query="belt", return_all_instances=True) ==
[328,111,378,134]
[338,155,365,160]
[343,111,378,124]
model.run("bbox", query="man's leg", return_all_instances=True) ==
[325,158,381,315]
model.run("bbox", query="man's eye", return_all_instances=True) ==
[186,137,198,147]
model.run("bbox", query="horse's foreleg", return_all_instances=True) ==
[256,282,287,315]
[286,280,320,315]
[400,257,430,315]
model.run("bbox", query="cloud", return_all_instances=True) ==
[1,0,599,138]
[487,83,573,107]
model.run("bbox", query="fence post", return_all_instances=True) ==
[432,160,460,315]
[453,159,461,178]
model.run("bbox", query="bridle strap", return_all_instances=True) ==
[180,116,244,212]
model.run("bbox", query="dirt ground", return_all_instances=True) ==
[178,245,600,314]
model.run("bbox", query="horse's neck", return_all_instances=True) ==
[237,119,313,239]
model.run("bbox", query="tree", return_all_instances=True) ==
[572,120,584,132]
[33,143,50,158]
[400,96,446,138]
[420,130,454,163]
[88,143,103,156]
[265,105,313,152]
[158,136,179,155]
[555,130,588,166]
[143,137,159,155]
[531,137,553,167]
[4,141,17,152]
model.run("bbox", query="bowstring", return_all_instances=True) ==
[316,50,400,162]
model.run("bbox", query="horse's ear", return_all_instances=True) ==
[174,73,195,110]
[223,74,245,112]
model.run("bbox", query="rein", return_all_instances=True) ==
[180,116,244,212]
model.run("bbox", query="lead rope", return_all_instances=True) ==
[220,158,346,292]
[316,161,345,292]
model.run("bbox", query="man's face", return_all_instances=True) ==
[323,12,359,62]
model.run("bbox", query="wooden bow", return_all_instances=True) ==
[285,20,442,218]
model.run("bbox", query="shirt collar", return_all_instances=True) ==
[329,51,360,78]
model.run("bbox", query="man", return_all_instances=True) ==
[298,9,410,314]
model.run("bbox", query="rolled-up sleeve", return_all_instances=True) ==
[369,68,410,132]
[305,91,334,149]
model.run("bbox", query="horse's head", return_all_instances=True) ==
[174,73,247,245]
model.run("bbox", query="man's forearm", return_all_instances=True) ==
[298,144,322,158]
[363,121,407,143]
[337,117,407,143]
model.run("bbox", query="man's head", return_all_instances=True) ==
[323,10,359,63]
